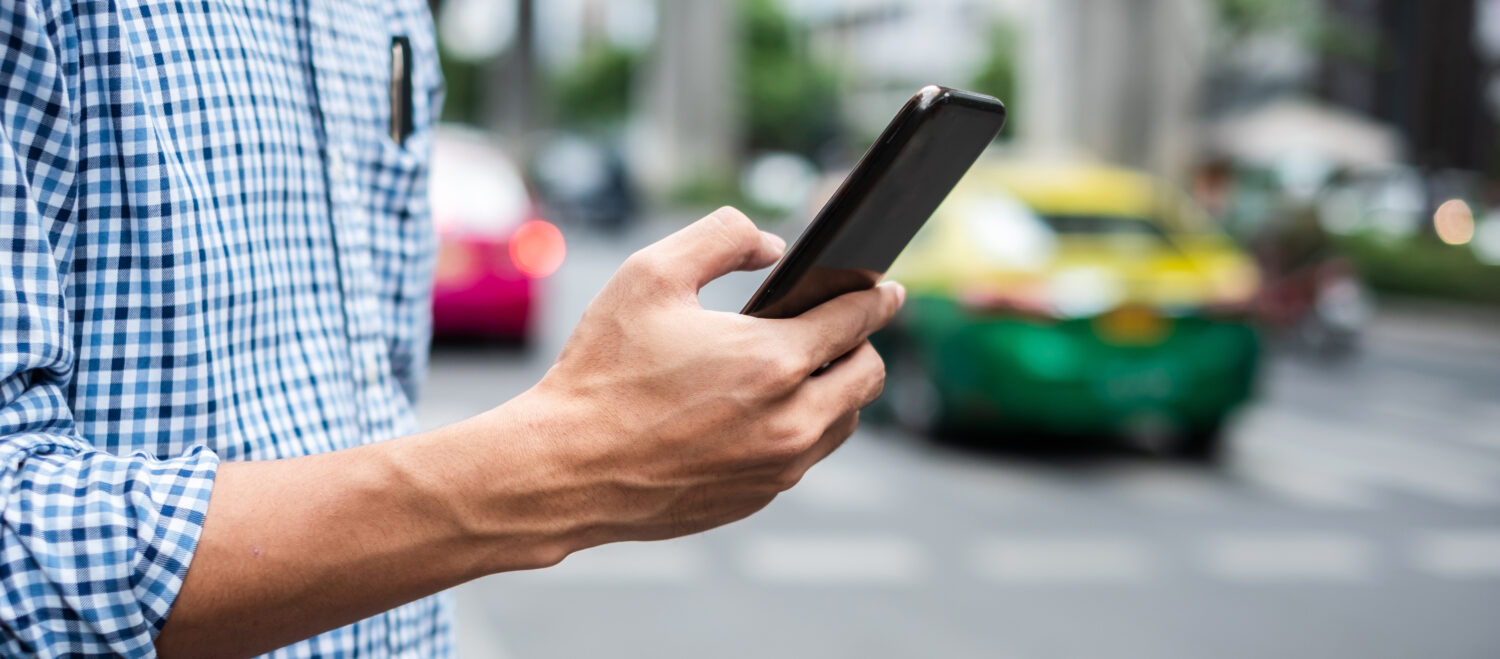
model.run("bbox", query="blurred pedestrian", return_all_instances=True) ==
[0,2,900,656]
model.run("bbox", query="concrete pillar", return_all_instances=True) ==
[631,0,738,193]
[489,0,542,160]
[1018,0,1209,178]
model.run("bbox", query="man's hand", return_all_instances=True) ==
[157,207,901,657]
[502,206,904,548]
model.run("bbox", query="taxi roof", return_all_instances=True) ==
[957,161,1167,219]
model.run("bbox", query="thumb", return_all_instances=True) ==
[640,207,786,293]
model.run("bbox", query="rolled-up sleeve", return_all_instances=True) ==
[1,3,219,655]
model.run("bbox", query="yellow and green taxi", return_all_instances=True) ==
[875,161,1261,458]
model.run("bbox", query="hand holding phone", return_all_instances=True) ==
[742,86,1006,319]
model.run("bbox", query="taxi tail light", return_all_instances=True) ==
[1202,298,1256,319]
[508,219,566,279]
[1203,285,1260,319]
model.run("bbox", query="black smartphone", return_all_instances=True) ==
[741,85,1006,319]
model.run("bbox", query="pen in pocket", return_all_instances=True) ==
[390,36,413,146]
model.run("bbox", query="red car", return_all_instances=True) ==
[429,126,565,340]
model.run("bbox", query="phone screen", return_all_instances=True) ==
[742,86,1006,319]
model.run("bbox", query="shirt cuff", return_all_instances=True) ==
[1,436,219,654]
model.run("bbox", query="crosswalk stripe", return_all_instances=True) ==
[1472,403,1500,449]
[1235,409,1500,508]
[1413,529,1500,579]
[924,455,1065,508]
[739,534,927,585]
[971,536,1153,584]
[1383,472,1500,507]
[1232,453,1373,509]
[784,459,894,513]
[1200,533,1373,582]
[491,530,1500,588]
[1102,465,1228,511]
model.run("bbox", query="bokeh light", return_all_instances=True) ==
[1433,199,1476,246]
[510,220,567,278]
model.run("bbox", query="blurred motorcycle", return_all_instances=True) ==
[1257,254,1370,357]
[1249,194,1371,356]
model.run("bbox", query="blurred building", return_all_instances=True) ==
[630,0,738,191]
[792,0,1212,179]
[1019,0,1212,177]
[1319,0,1497,173]
[793,0,1010,136]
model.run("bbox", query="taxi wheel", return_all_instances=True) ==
[886,347,949,437]
[1172,423,1226,463]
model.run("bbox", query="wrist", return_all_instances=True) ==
[393,390,608,575]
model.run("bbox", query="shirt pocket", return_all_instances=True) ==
[365,127,437,355]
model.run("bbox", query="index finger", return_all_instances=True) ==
[781,281,905,372]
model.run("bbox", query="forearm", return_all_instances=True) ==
[155,396,588,658]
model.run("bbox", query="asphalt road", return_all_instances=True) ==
[418,223,1500,659]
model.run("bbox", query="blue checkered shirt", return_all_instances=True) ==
[2,1,449,655]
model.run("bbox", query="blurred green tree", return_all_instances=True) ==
[739,0,841,156]
[969,20,1019,141]
[1210,0,1377,61]
[439,54,485,125]
[552,45,643,131]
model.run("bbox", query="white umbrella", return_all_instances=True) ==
[1209,97,1404,169]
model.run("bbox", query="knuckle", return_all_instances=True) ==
[753,352,805,392]
[844,410,862,435]
[620,250,653,276]
[705,207,760,255]
[709,206,758,240]
[870,346,887,380]
[762,419,814,460]
[773,467,804,492]
[865,355,887,402]
[622,251,673,289]
[773,423,811,455]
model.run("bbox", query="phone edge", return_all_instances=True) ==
[739,85,1005,318]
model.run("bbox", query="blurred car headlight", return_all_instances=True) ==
[962,195,1057,271]
[1049,267,1124,318]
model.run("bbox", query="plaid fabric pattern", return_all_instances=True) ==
[2,1,448,656]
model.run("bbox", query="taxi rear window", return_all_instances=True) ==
[1040,215,1171,242]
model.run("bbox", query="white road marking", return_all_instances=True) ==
[1384,471,1500,507]
[926,457,1065,509]
[510,538,710,585]
[740,534,928,585]
[1414,529,1500,579]
[1103,465,1229,511]
[1471,402,1500,449]
[1232,449,1374,510]
[454,584,515,659]
[1200,532,1374,582]
[1235,408,1500,508]
[784,459,893,513]
[971,536,1154,584]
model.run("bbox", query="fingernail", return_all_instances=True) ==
[762,231,787,253]
[887,281,906,306]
